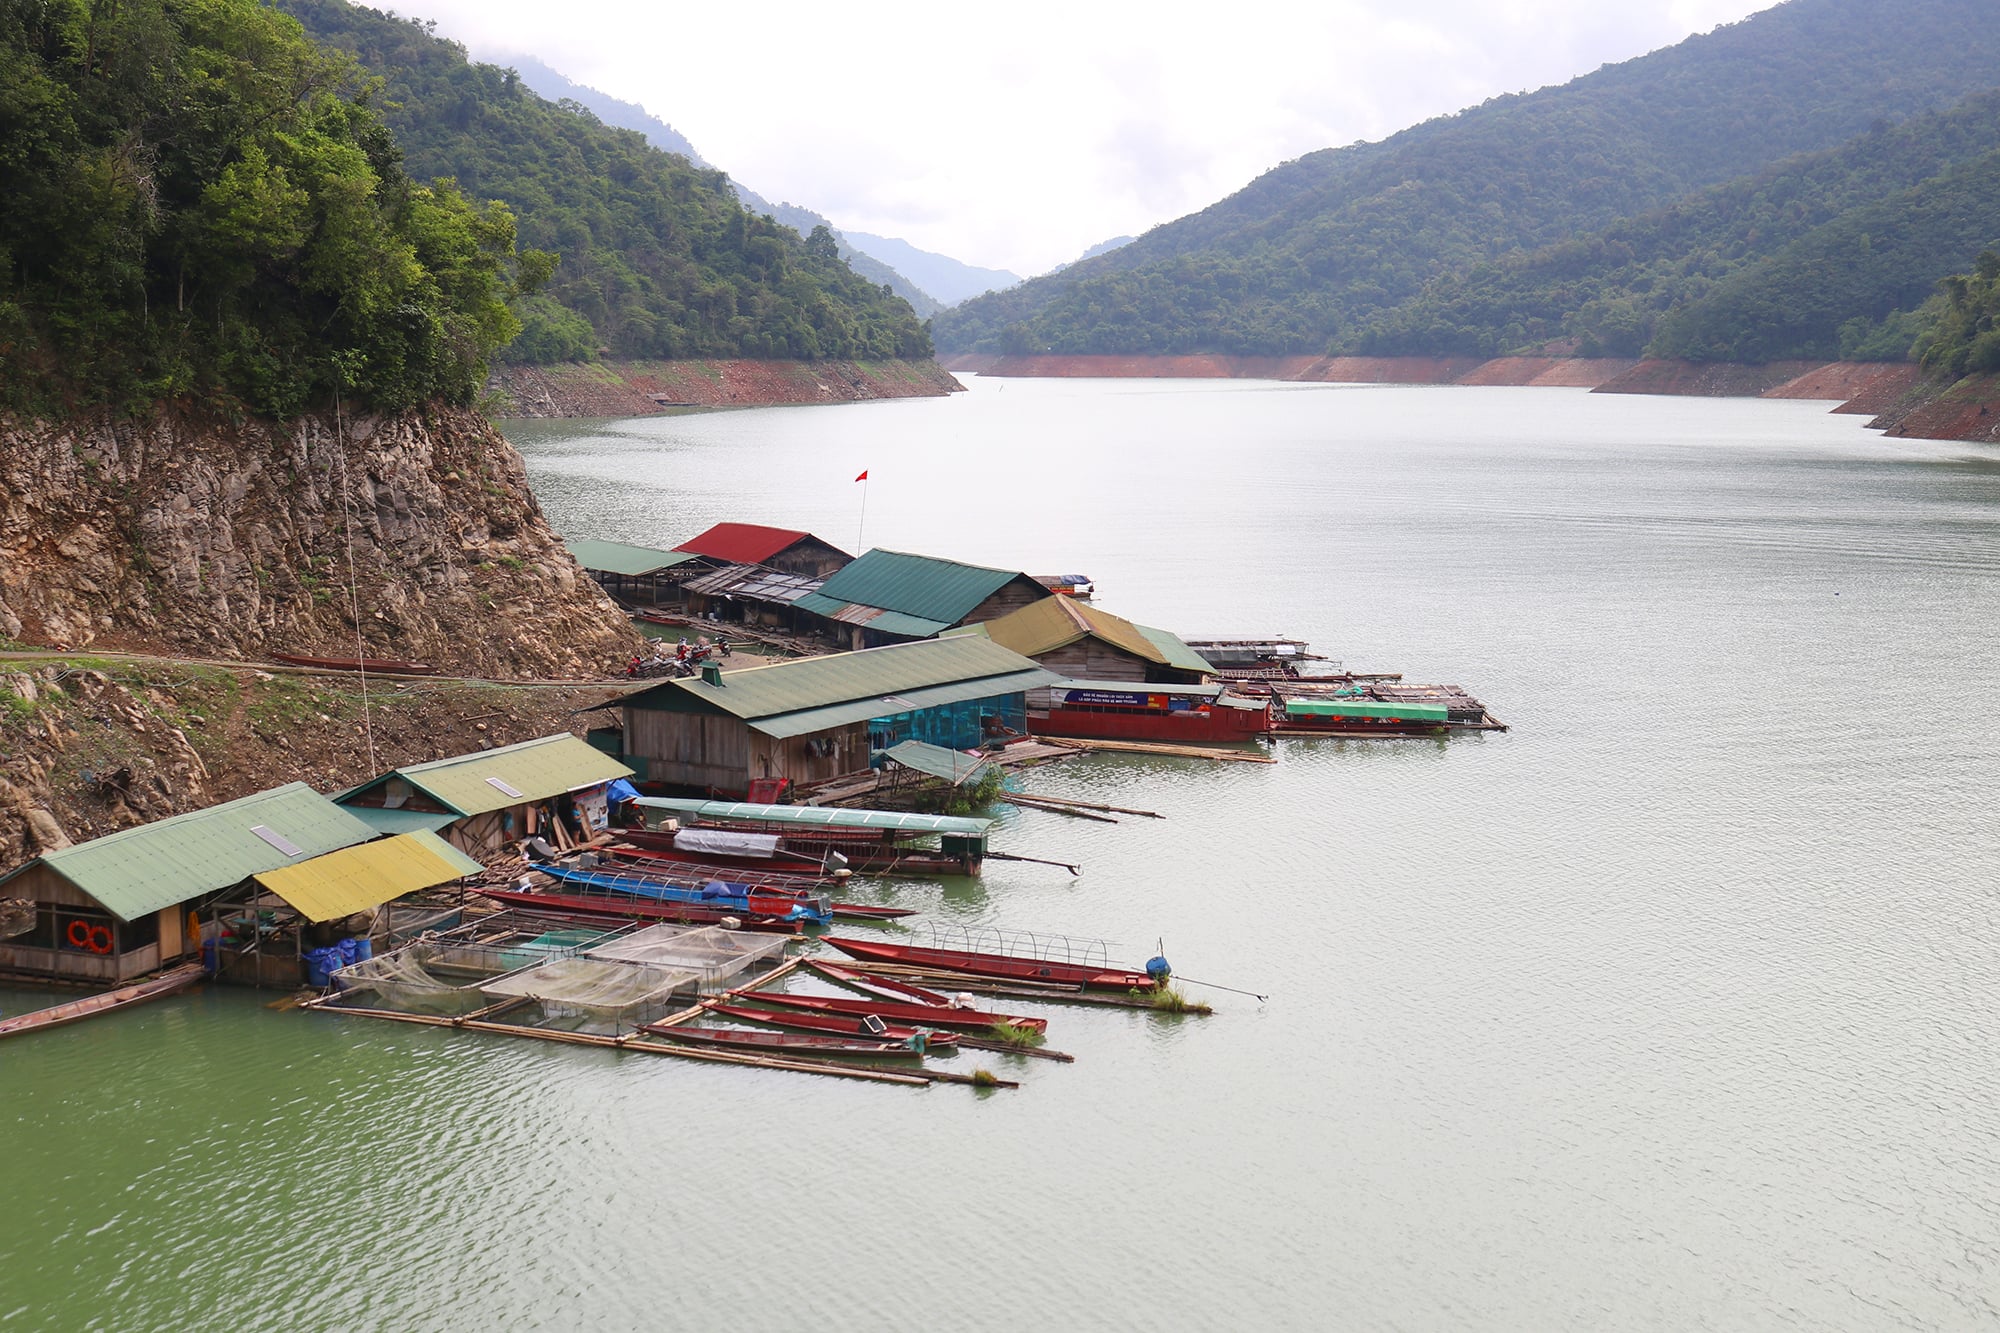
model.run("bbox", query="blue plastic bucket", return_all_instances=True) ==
[302,948,331,988]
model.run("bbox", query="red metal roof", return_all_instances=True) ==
[674,522,815,564]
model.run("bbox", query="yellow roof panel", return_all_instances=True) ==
[254,831,482,924]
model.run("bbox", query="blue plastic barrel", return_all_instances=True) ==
[337,937,360,967]
[352,936,373,963]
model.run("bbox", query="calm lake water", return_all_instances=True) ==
[7,377,2000,1330]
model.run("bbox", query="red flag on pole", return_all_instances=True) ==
[854,470,869,482]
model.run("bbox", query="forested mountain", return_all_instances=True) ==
[756,203,942,319]
[1350,93,2000,361]
[282,1,930,364]
[0,0,521,416]
[1913,251,2000,379]
[932,0,2000,360]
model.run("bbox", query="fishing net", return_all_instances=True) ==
[583,924,787,989]
[332,943,499,1015]
[478,955,695,1022]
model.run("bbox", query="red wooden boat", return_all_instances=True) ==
[823,937,1158,991]
[806,959,954,1006]
[704,1002,958,1047]
[270,652,437,675]
[638,1024,929,1059]
[725,989,1048,1034]
[475,886,801,934]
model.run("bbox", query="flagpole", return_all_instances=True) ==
[855,472,869,553]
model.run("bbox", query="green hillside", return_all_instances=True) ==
[932,0,2000,359]
[281,1,931,364]
[0,0,521,417]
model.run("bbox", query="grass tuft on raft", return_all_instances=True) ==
[970,1068,1001,1088]
[986,1020,1045,1048]
[1146,985,1213,1016]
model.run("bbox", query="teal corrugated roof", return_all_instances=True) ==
[2,783,378,922]
[633,797,991,835]
[338,806,459,836]
[880,740,993,786]
[342,734,633,817]
[566,539,704,577]
[753,668,1058,739]
[1135,624,1216,677]
[625,638,1054,732]
[797,549,1040,627]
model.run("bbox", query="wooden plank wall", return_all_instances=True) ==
[626,709,755,791]
[1036,642,1149,682]
[963,584,1054,625]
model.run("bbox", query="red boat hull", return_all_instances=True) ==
[475,886,800,933]
[823,937,1156,991]
[807,960,953,1006]
[705,1003,958,1047]
[725,990,1048,1033]
[1028,702,1270,744]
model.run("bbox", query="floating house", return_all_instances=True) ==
[566,539,706,608]
[336,734,635,858]
[953,596,1213,685]
[674,523,852,580]
[679,562,827,634]
[619,637,1059,794]
[0,783,379,984]
[794,549,1053,649]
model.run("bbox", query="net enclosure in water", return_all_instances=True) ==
[477,954,696,1021]
[581,923,787,988]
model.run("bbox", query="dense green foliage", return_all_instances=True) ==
[933,0,2000,361]
[281,1,931,364]
[0,0,523,416]
[1351,94,2000,361]
[1914,251,2000,379]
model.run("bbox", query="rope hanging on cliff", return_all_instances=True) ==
[332,385,378,773]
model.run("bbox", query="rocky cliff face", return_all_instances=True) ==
[0,405,640,677]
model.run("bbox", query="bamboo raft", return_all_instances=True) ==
[1034,736,1276,764]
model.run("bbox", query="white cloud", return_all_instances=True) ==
[386,0,1781,276]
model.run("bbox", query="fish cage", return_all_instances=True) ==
[582,923,788,990]
[328,924,623,1014]
[910,922,1120,969]
[477,954,696,1028]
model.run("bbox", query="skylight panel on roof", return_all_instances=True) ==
[486,777,525,799]
[250,824,305,857]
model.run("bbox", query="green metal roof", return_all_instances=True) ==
[338,806,459,837]
[624,637,1058,739]
[342,734,633,817]
[0,783,378,923]
[632,797,991,835]
[879,740,993,786]
[795,549,1042,628]
[1284,698,1448,721]
[1136,625,1216,676]
[565,539,705,577]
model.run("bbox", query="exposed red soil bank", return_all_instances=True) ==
[490,358,963,418]
[1768,362,1921,413]
[1868,372,2000,444]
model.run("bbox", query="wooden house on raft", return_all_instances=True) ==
[335,734,635,858]
[673,522,853,581]
[948,596,1214,685]
[793,549,1054,649]
[0,783,380,985]
[617,637,1060,794]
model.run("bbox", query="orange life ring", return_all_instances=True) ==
[66,920,92,949]
[87,924,113,954]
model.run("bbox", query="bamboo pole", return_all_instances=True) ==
[1035,736,1274,764]
[1008,793,1165,819]
[954,1036,1076,1063]
[998,795,1118,823]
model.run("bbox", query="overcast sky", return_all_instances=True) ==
[391,0,1782,278]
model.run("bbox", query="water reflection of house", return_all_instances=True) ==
[335,734,634,858]
[950,596,1212,684]
[794,549,1054,649]
[0,784,378,984]
[618,638,1058,795]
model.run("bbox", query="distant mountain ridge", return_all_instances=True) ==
[839,233,1020,306]
[932,0,2000,361]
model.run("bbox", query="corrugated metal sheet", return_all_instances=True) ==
[566,539,704,577]
[799,549,1037,626]
[633,797,991,834]
[674,522,816,565]
[979,596,1166,664]
[339,807,458,836]
[880,740,992,786]
[2,783,378,923]
[1135,625,1216,677]
[254,831,483,924]
[350,734,633,817]
[1285,698,1448,721]
[680,563,822,603]
[640,637,1051,724]
[752,668,1058,739]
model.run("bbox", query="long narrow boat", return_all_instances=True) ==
[620,825,977,875]
[823,937,1158,992]
[269,652,438,675]
[705,1002,959,1048]
[638,1024,930,1059]
[1026,680,1272,745]
[577,856,913,922]
[806,959,955,1006]
[605,842,832,879]
[725,989,1048,1034]
[532,863,833,925]
[474,886,802,934]
[0,962,206,1040]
